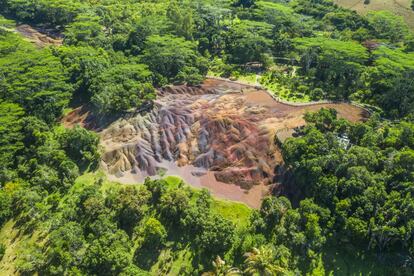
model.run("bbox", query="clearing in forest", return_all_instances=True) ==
[63,79,368,208]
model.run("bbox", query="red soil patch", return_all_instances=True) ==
[62,105,100,129]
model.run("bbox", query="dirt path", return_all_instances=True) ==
[15,24,62,47]
[205,76,371,117]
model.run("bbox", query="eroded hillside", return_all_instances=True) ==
[64,79,368,208]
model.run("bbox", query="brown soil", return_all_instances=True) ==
[15,24,62,47]
[63,79,368,208]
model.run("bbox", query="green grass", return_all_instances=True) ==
[0,172,399,275]
[151,247,194,275]
[209,65,314,103]
[207,69,221,77]
[167,248,194,275]
[69,172,100,191]
[0,219,47,275]
[211,199,252,229]
[0,220,18,274]
[162,175,252,228]
[75,173,253,229]
[235,73,258,84]
[163,175,252,228]
[164,175,184,188]
[207,69,258,84]
[262,80,312,103]
[62,107,74,117]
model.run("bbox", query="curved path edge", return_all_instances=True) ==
[206,76,373,115]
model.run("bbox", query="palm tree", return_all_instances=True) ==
[244,246,286,276]
[202,256,242,276]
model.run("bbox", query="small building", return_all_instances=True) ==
[337,134,351,150]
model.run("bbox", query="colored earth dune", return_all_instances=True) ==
[64,79,368,208]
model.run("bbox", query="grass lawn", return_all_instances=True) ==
[0,220,47,275]
[211,199,252,229]
[150,247,194,275]
[163,175,184,188]
[262,80,312,103]
[0,220,18,275]
[235,73,258,85]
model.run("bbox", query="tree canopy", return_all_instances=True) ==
[0,0,413,274]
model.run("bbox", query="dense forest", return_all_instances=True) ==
[0,0,414,275]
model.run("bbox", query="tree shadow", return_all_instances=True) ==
[63,101,154,132]
[134,244,163,271]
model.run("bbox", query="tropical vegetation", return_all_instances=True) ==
[0,0,413,274]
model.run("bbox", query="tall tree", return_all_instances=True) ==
[244,245,287,276]
[140,35,207,85]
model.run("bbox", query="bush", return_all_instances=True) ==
[140,35,208,85]
[90,64,155,114]
[136,217,167,247]
[0,189,12,226]
[0,243,5,261]
[59,126,100,170]
[16,242,46,274]
[310,88,324,100]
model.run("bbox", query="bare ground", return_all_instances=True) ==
[63,79,368,208]
[15,24,62,47]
